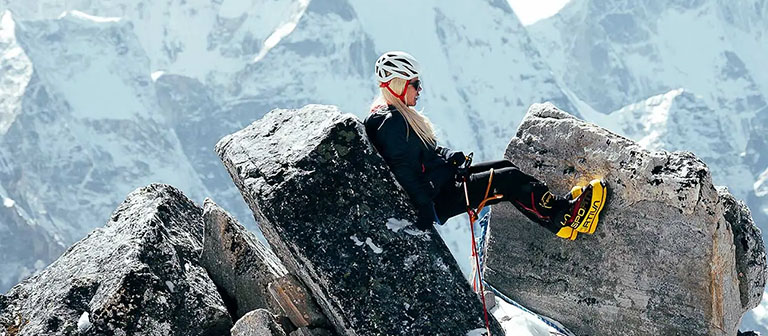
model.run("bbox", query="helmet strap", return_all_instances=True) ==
[379,79,410,104]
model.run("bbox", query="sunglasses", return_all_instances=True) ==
[409,79,422,91]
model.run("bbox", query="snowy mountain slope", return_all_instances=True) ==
[0,11,28,135]
[0,164,65,292]
[716,1,768,101]
[0,11,65,291]
[529,0,767,116]
[0,10,207,292]
[2,0,310,101]
[2,0,314,232]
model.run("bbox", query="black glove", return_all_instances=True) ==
[455,166,470,183]
[445,151,466,167]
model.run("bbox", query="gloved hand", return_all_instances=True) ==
[445,151,466,167]
[455,166,470,183]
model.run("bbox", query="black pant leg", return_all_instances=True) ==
[433,160,515,222]
[433,160,568,233]
[470,166,568,233]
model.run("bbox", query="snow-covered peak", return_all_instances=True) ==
[13,10,155,121]
[2,0,310,98]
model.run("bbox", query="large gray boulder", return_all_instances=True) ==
[0,184,232,335]
[484,103,767,336]
[200,198,288,318]
[216,104,502,335]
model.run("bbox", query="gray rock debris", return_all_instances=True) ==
[0,184,232,335]
[201,197,288,319]
[216,104,502,335]
[484,103,766,336]
[231,309,287,336]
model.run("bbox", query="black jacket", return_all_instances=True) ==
[364,105,456,224]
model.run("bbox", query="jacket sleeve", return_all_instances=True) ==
[434,144,451,161]
[376,119,439,208]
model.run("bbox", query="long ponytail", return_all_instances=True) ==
[370,78,436,147]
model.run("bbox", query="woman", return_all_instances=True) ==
[364,51,604,240]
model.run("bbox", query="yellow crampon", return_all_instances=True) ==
[556,179,607,240]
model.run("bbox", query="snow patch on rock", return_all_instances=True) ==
[465,328,487,336]
[350,235,364,246]
[77,312,92,333]
[364,237,383,254]
[385,218,411,232]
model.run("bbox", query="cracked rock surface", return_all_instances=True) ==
[201,198,288,319]
[0,184,232,336]
[484,103,766,336]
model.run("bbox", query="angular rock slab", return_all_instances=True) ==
[201,198,288,319]
[0,184,232,335]
[484,103,766,336]
[216,104,502,335]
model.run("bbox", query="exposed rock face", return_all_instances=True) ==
[718,188,767,310]
[484,103,767,336]
[0,184,232,335]
[201,198,288,318]
[216,104,502,335]
[230,309,287,336]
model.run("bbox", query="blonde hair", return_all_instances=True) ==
[370,78,437,147]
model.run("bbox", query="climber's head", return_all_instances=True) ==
[370,51,434,146]
[375,51,422,107]
[379,77,422,107]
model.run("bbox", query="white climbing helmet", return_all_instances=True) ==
[374,51,421,82]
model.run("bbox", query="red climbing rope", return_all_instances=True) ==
[463,167,504,335]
